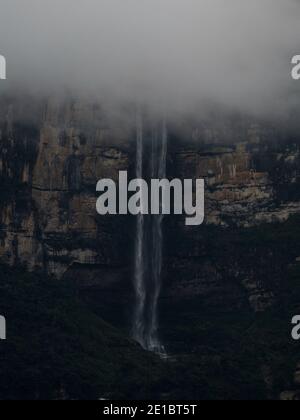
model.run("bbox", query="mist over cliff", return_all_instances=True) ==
[2,1,300,401]
[0,0,299,119]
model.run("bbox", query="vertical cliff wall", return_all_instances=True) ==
[1,98,300,318]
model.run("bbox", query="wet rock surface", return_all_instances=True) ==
[1,99,300,314]
[1,98,300,399]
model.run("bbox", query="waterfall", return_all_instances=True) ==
[132,112,147,348]
[132,114,167,355]
[148,121,167,353]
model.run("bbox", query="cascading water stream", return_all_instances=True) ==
[148,121,167,353]
[132,114,167,355]
[132,112,146,348]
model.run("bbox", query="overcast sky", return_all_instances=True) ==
[0,0,299,117]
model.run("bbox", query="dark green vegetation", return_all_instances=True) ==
[0,266,166,400]
[1,217,300,400]
[161,295,300,400]
[160,216,300,399]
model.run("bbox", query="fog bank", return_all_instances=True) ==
[0,0,299,117]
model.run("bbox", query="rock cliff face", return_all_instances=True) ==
[0,99,134,279]
[0,97,300,317]
[164,137,300,313]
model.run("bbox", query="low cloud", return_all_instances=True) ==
[0,0,299,117]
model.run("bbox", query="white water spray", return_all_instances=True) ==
[132,114,167,354]
[132,112,146,348]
